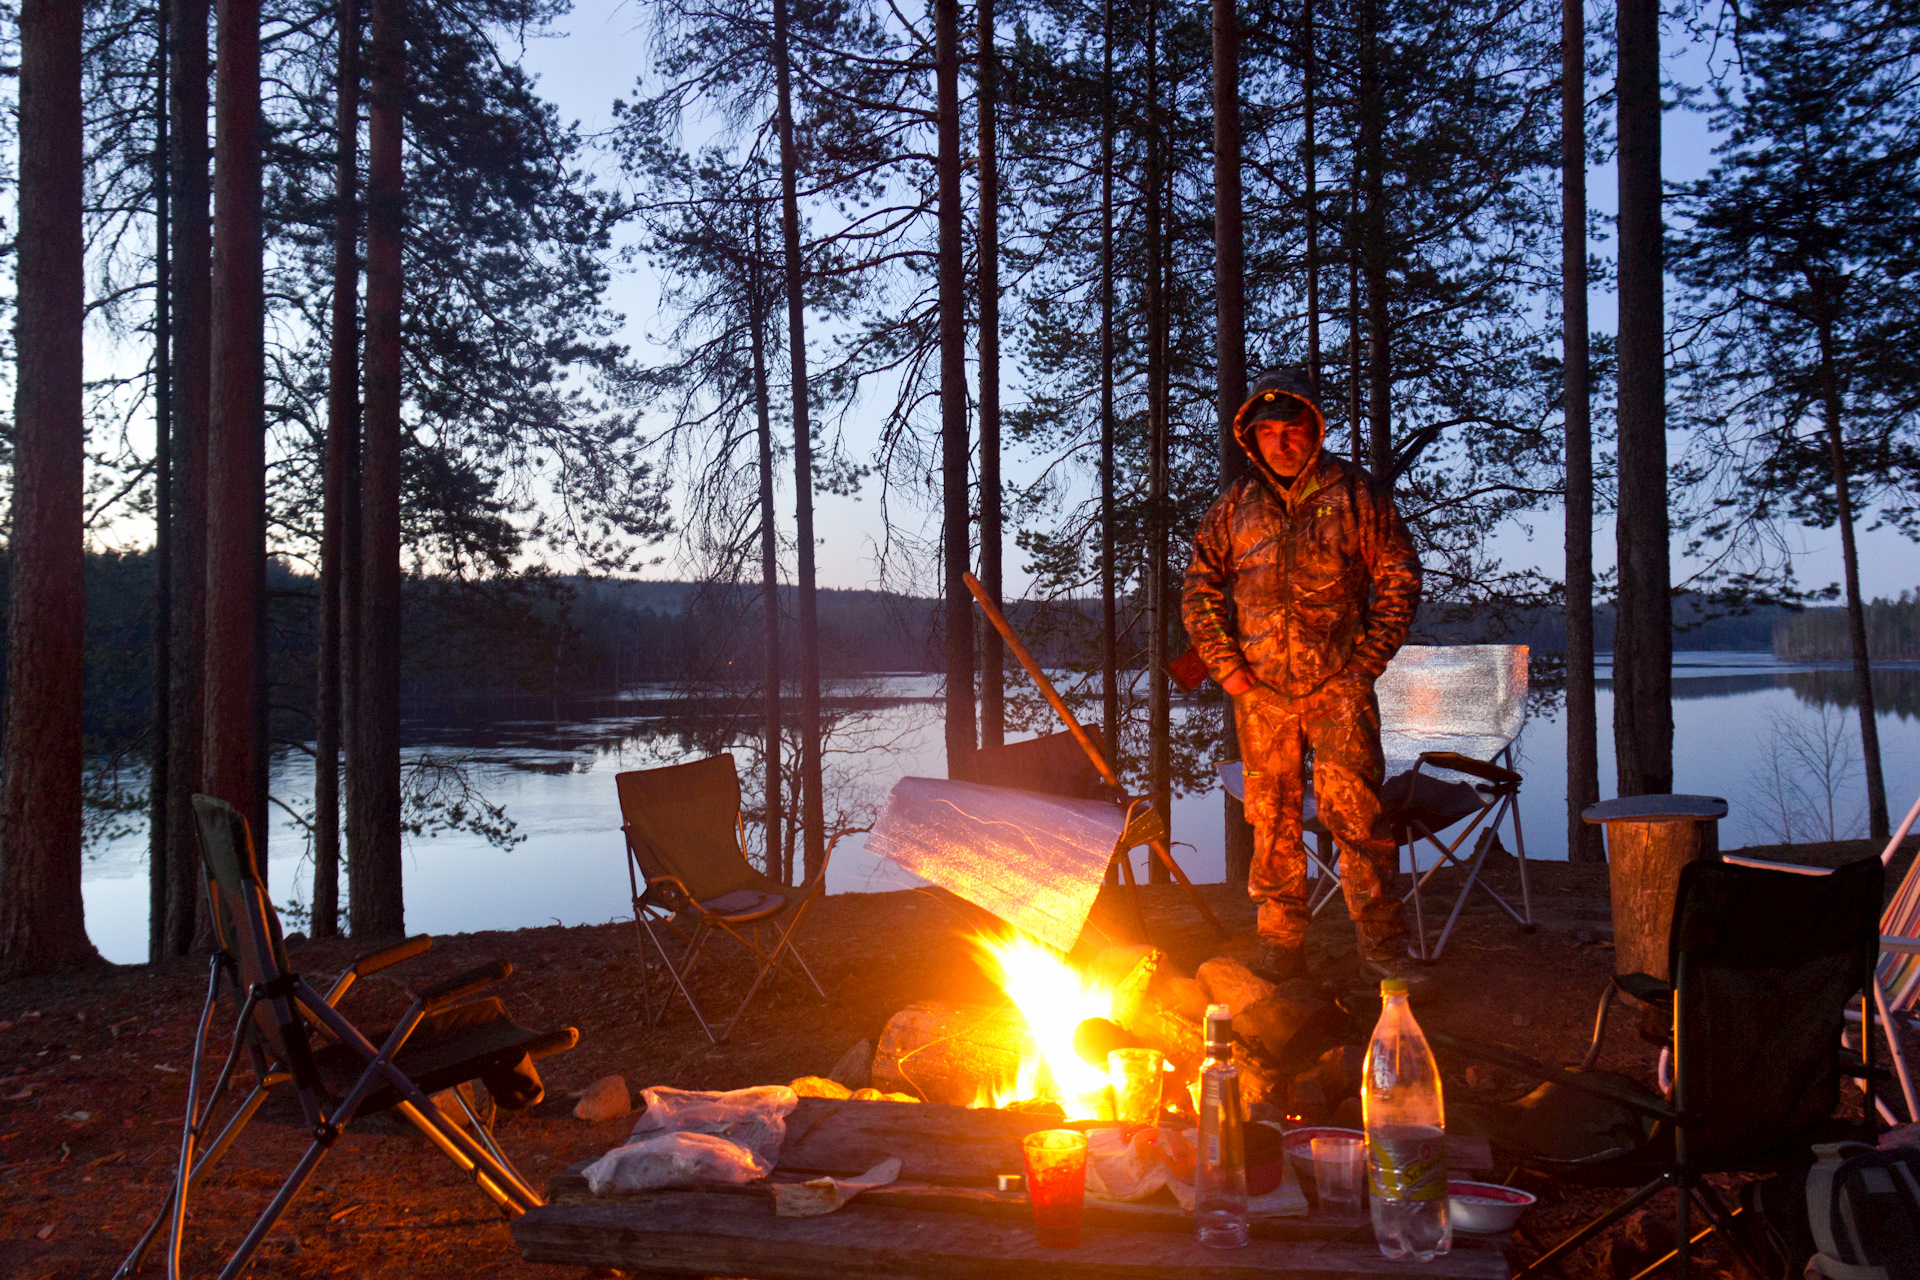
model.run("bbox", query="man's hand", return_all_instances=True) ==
[1219,666,1257,696]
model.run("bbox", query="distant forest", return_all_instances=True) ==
[19,552,1834,756]
[1773,592,1920,661]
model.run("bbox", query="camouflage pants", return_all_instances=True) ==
[1234,675,1408,956]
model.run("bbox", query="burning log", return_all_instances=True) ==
[872,1001,1039,1105]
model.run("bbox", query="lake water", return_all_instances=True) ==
[81,652,1920,964]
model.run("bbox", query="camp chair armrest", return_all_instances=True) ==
[639,873,697,912]
[1431,1031,1682,1123]
[352,934,432,978]
[1417,751,1522,786]
[1883,934,1920,956]
[420,960,513,1012]
[1613,972,1673,1007]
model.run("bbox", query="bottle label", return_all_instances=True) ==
[1368,1129,1445,1203]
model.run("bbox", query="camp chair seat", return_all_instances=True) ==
[311,998,578,1117]
[1381,768,1486,835]
[693,888,793,921]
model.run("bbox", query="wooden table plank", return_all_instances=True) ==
[513,1190,1510,1279]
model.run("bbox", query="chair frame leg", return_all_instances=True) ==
[1518,1174,1671,1278]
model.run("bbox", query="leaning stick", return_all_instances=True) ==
[963,573,1227,939]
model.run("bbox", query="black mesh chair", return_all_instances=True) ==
[1444,856,1885,1279]
[115,795,578,1280]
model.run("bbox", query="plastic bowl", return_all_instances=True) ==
[1281,1126,1364,1184]
[1447,1180,1536,1234]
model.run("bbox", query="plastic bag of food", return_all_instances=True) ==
[582,1130,772,1194]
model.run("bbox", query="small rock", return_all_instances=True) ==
[1510,1013,1531,1028]
[1197,957,1276,1020]
[573,1075,631,1123]
[827,1039,873,1090]
[1573,928,1595,945]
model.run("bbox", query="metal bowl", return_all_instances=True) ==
[1447,1180,1536,1234]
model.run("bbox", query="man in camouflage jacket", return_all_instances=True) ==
[1182,368,1423,983]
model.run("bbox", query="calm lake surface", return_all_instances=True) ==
[82,652,1920,964]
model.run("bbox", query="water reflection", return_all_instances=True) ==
[80,655,1920,964]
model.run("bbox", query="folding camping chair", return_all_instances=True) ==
[619,754,862,1044]
[1442,855,1886,1278]
[116,795,577,1280]
[1377,644,1534,960]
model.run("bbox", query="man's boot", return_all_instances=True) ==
[1250,941,1308,985]
[1360,939,1439,1002]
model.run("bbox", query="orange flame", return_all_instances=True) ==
[970,931,1116,1120]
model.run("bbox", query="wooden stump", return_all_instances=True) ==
[1584,795,1727,986]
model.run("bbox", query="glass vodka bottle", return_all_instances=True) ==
[1195,1002,1250,1248]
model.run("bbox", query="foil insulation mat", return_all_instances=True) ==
[865,777,1125,951]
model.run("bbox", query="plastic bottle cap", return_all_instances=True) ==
[1380,978,1409,995]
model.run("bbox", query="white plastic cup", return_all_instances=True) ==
[1311,1134,1366,1217]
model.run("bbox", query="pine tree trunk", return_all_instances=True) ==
[1562,0,1602,861]
[977,0,1004,753]
[1358,0,1390,481]
[315,0,360,935]
[749,254,783,881]
[1099,0,1118,767]
[1612,0,1672,796]
[1347,185,1362,463]
[1301,0,1319,393]
[1212,0,1253,886]
[1144,0,1170,884]
[1817,313,1889,839]
[149,4,174,962]
[352,0,404,935]
[165,0,212,954]
[0,0,98,978]
[202,0,268,873]
[773,0,825,880]
[937,0,975,778]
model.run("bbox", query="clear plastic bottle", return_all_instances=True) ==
[1194,1003,1250,1248]
[1363,978,1452,1261]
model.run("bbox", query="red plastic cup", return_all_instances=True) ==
[1021,1129,1088,1247]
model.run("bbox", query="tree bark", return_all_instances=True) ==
[165,0,212,954]
[1562,0,1602,861]
[315,0,360,937]
[150,0,174,962]
[1358,0,1391,481]
[1301,0,1319,393]
[977,0,1004,753]
[1347,185,1361,464]
[1144,0,1170,884]
[773,0,825,880]
[0,0,98,977]
[1817,312,1889,839]
[202,0,268,874]
[1212,0,1253,886]
[749,251,783,881]
[1099,0,1118,767]
[1612,0,1672,796]
[937,0,975,777]
[352,0,404,935]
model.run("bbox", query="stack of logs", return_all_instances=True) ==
[870,945,1367,1125]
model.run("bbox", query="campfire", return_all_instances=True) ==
[872,935,1252,1121]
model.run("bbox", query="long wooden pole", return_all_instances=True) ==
[963,573,1227,938]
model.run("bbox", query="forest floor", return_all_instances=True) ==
[2,835,1913,1280]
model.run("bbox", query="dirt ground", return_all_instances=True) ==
[3,835,1912,1279]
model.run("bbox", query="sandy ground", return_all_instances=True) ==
[3,836,1911,1279]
